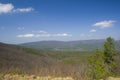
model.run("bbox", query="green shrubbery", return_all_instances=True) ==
[23,47,45,56]
[88,50,110,80]
[88,37,117,80]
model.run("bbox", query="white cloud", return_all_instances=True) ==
[0,3,14,14]
[17,34,34,38]
[17,32,72,38]
[53,33,72,37]
[93,20,116,28]
[13,7,34,12]
[89,29,96,32]
[35,34,51,37]
[0,3,34,14]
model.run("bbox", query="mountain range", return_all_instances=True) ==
[20,39,120,51]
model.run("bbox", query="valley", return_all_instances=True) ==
[0,38,120,80]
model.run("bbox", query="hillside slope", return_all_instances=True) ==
[0,42,57,74]
[0,42,89,80]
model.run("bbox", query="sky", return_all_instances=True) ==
[0,0,120,44]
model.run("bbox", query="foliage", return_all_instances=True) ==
[48,51,91,60]
[104,37,116,71]
[88,50,110,80]
[88,37,117,80]
[23,47,46,57]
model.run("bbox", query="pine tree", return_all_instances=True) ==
[88,50,110,80]
[104,37,116,64]
[88,37,117,80]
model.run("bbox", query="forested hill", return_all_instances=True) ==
[0,42,57,74]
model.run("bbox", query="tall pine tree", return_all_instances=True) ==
[104,37,116,64]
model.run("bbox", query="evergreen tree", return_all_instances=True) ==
[104,37,116,64]
[88,50,110,80]
[88,37,117,80]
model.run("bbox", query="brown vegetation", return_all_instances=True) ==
[0,40,119,80]
[0,74,74,80]
[0,42,88,80]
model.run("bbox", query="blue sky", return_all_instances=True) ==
[0,0,120,44]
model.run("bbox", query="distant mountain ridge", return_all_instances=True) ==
[20,39,120,51]
[18,39,114,51]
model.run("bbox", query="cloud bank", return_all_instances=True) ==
[17,34,34,38]
[13,7,34,13]
[0,3,13,14]
[17,31,72,38]
[0,3,34,14]
[93,20,116,28]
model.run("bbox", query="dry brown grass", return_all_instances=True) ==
[0,74,74,80]
[106,77,120,80]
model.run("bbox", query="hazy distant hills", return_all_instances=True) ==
[20,39,120,51]
[20,40,104,51]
